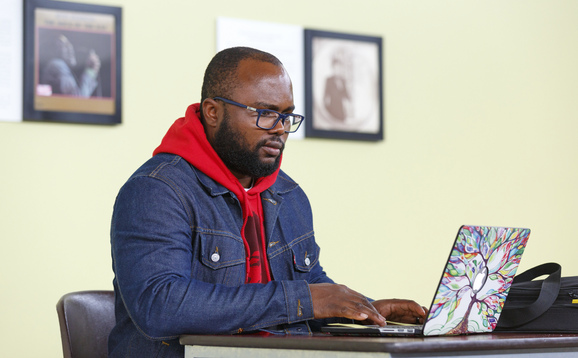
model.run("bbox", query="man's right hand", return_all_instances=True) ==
[309,283,386,326]
[86,50,101,74]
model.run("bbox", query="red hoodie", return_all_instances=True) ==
[153,103,280,284]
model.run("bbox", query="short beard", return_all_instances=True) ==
[212,109,283,179]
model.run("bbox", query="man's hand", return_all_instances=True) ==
[309,283,387,326]
[86,50,101,73]
[370,299,428,324]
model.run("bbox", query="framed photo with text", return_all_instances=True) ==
[23,0,122,124]
[304,29,383,141]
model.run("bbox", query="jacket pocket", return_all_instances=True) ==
[197,233,246,286]
[290,236,319,274]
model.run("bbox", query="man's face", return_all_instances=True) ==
[58,36,77,67]
[212,106,283,178]
[211,59,294,179]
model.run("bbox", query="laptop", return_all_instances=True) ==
[322,225,531,337]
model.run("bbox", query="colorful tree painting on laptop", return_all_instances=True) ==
[423,226,531,336]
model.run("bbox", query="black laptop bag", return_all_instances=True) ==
[496,262,578,333]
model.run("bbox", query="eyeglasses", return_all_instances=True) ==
[213,97,305,133]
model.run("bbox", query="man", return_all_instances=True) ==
[40,34,101,97]
[324,54,350,122]
[109,47,425,357]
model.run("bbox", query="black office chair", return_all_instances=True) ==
[56,290,115,358]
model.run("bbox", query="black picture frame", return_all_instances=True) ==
[23,0,122,125]
[304,29,383,141]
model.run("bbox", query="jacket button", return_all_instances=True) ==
[211,253,220,262]
[304,257,311,266]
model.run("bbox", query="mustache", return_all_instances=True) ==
[258,137,285,151]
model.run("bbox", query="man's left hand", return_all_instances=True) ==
[370,299,428,325]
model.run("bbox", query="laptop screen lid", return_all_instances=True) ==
[422,225,531,336]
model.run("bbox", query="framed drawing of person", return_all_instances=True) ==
[23,0,122,125]
[305,29,383,141]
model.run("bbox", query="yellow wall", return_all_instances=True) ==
[1,0,577,356]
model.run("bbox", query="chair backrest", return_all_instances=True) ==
[56,290,115,358]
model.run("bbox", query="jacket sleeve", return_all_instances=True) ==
[111,175,315,339]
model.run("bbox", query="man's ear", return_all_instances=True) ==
[202,98,219,129]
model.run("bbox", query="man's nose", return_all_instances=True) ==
[268,117,287,135]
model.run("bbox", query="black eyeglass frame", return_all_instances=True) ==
[213,97,305,133]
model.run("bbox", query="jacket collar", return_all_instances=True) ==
[191,163,298,198]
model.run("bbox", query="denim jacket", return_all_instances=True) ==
[109,153,336,357]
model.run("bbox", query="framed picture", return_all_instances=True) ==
[304,29,383,141]
[23,0,122,125]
